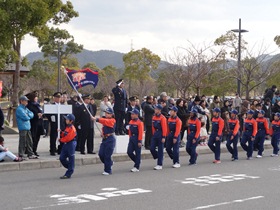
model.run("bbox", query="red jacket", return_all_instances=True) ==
[211,117,224,136]
[60,124,77,143]
[256,117,269,134]
[243,118,257,137]
[228,118,240,136]
[187,117,201,139]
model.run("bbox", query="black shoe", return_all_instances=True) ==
[50,153,56,156]
[80,152,86,155]
[120,131,125,135]
[14,157,23,162]
[115,132,120,135]
[60,175,70,179]
[34,152,39,157]
[0,159,5,162]
[88,152,96,154]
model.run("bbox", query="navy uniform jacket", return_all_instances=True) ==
[46,103,66,134]
[76,104,94,130]
[112,86,128,111]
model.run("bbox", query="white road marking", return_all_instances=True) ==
[178,174,260,187]
[23,188,152,209]
[190,196,264,209]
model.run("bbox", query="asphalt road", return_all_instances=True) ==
[1,149,280,210]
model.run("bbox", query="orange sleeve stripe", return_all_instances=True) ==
[138,120,144,141]
[195,119,201,139]
[252,120,257,137]
[60,126,76,143]
[98,118,115,128]
[233,119,240,136]
[264,119,269,134]
[174,118,182,138]
[218,118,224,136]
[161,115,168,137]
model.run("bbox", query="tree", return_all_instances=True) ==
[0,0,79,110]
[21,59,55,98]
[123,48,160,98]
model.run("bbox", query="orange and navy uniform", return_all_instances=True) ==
[187,117,201,139]
[270,120,280,136]
[129,118,144,142]
[228,118,240,137]
[60,124,77,143]
[256,117,269,135]
[243,118,257,137]
[168,116,182,139]
[211,117,224,137]
[152,114,167,138]
[97,118,116,137]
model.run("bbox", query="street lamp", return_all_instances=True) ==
[231,18,248,97]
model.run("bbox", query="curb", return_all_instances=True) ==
[0,144,273,172]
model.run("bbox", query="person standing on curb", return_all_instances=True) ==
[270,112,280,157]
[92,107,116,175]
[226,109,240,161]
[208,108,224,164]
[127,108,144,172]
[166,106,182,168]
[150,104,167,170]
[58,114,77,179]
[240,110,257,160]
[186,108,201,166]
[16,96,38,159]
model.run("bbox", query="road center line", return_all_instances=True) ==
[190,196,264,209]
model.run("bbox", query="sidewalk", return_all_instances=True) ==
[0,133,273,172]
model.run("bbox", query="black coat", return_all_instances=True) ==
[76,104,94,130]
[262,104,272,119]
[46,103,66,133]
[27,102,44,137]
[112,86,128,111]
[0,107,4,130]
[177,106,189,128]
[143,102,154,126]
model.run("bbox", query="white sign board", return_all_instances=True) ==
[114,135,129,154]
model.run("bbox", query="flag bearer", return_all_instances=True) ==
[59,114,77,179]
[166,106,182,168]
[93,108,116,175]
[226,109,240,161]
[270,112,280,157]
[240,110,257,160]
[186,108,201,165]
[150,104,167,170]
[127,108,144,172]
[255,110,269,158]
[208,108,224,164]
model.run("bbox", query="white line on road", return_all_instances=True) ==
[190,196,264,209]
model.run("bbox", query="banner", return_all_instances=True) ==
[66,68,99,89]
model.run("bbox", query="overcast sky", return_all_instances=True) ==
[22,0,280,59]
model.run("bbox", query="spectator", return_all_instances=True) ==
[264,85,277,102]
[232,93,242,113]
[143,96,155,149]
[262,98,272,123]
[272,100,280,119]
[16,96,38,159]
[209,95,221,116]
[27,92,44,156]
[0,106,4,136]
[43,98,50,138]
[0,136,23,162]
[100,95,112,117]
[176,99,189,147]
[272,91,280,106]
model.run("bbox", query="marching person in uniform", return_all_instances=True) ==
[77,94,95,155]
[208,108,224,164]
[226,109,240,161]
[166,106,182,168]
[186,108,201,165]
[240,110,257,160]
[150,104,167,170]
[112,79,128,135]
[93,108,116,175]
[127,108,144,172]
[125,96,139,134]
[255,110,269,158]
[58,114,77,179]
[270,112,280,157]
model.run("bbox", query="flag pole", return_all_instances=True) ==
[61,66,102,134]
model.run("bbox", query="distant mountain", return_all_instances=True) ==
[26,49,126,69]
